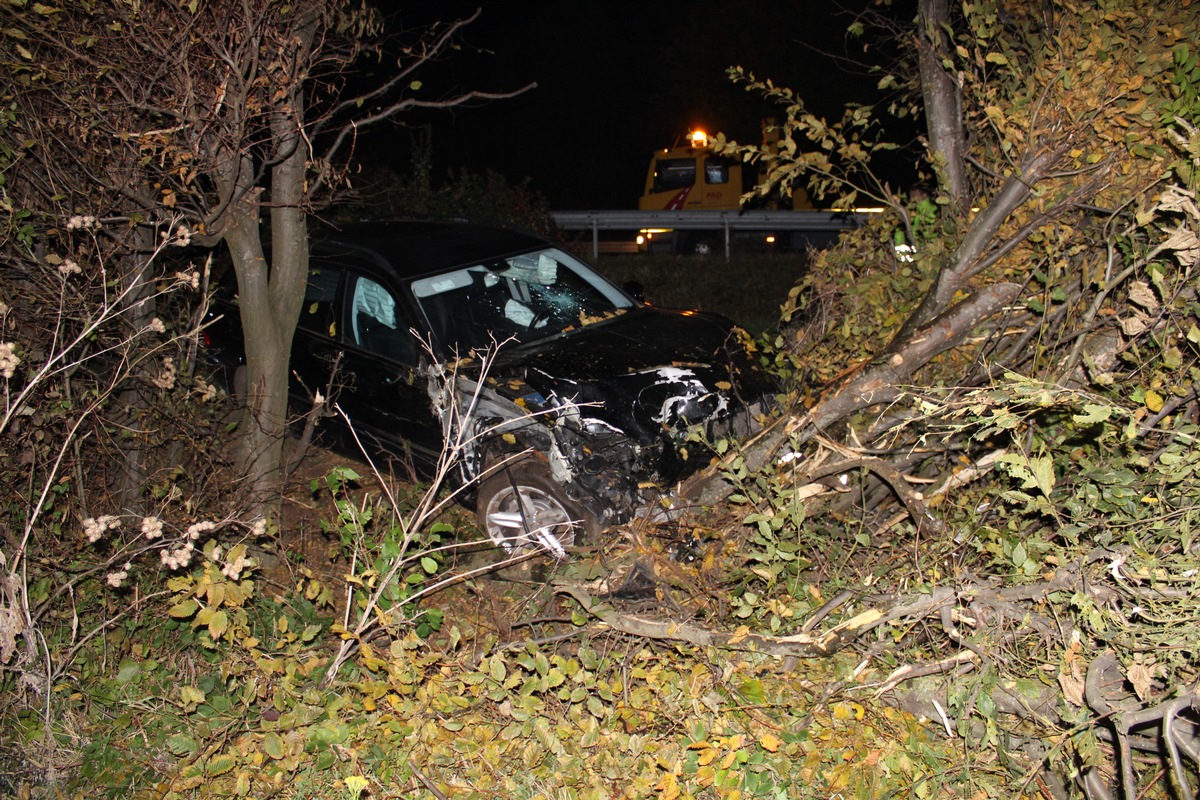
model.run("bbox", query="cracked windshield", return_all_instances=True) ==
[411,247,633,354]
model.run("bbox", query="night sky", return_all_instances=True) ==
[382,1,914,210]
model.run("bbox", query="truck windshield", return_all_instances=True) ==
[652,158,697,193]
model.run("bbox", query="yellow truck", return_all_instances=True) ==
[635,128,824,254]
[550,127,860,258]
[638,130,745,213]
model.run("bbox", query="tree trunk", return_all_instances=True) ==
[113,228,156,515]
[917,0,969,208]
[223,184,287,513]
[219,36,314,516]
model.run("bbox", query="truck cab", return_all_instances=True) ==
[638,130,742,211]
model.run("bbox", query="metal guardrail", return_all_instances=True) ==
[549,209,870,257]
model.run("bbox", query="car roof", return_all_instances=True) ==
[313,219,550,279]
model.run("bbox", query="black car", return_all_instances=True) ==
[208,220,777,557]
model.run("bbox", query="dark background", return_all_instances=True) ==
[370,1,916,211]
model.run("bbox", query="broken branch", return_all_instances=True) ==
[553,580,954,659]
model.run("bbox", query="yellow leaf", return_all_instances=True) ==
[656,772,679,800]
[760,733,781,752]
[1145,390,1163,412]
[179,685,206,708]
[207,610,229,640]
[168,598,199,618]
[235,770,251,796]
[206,754,236,777]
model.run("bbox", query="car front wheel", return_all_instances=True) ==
[476,461,596,559]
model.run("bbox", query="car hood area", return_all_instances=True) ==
[446,305,778,527]
[498,306,775,443]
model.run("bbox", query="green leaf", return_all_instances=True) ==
[739,679,766,705]
[1030,455,1055,497]
[115,660,140,684]
[169,598,200,619]
[206,754,236,777]
[1012,542,1028,569]
[1072,404,1113,425]
[533,651,550,677]
[325,466,361,494]
[262,732,286,760]
[586,697,606,718]
[420,556,437,574]
[166,733,198,757]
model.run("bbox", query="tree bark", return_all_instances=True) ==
[917,0,969,208]
[113,229,156,515]
[897,146,1063,340]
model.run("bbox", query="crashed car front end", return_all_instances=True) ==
[427,312,778,543]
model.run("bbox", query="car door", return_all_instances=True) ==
[333,271,444,469]
[288,260,346,414]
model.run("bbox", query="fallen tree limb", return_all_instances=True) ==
[679,281,1023,510]
[1087,651,1200,800]
[800,452,947,536]
[553,550,1118,662]
[553,579,955,658]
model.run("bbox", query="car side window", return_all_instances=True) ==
[349,275,417,364]
[297,265,342,338]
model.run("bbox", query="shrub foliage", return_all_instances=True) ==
[2,1,1200,799]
